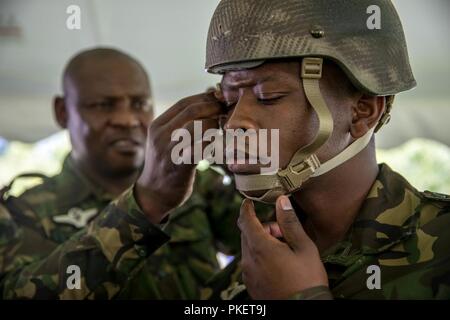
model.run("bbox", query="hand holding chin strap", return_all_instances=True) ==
[234,58,334,203]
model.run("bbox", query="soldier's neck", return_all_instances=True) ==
[292,144,379,253]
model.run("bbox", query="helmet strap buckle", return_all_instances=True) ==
[277,154,321,193]
[301,58,323,79]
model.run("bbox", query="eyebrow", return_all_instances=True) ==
[96,92,150,99]
[222,75,278,89]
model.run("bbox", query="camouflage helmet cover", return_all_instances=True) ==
[205,0,416,96]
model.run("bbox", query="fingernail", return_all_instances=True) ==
[280,196,293,211]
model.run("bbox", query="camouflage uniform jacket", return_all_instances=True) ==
[206,164,450,300]
[0,155,257,299]
[2,162,447,299]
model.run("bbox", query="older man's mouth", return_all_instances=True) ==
[110,138,142,154]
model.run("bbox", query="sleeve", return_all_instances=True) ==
[0,203,22,276]
[193,167,274,256]
[288,286,334,300]
[400,199,450,299]
[192,168,243,255]
[0,187,170,299]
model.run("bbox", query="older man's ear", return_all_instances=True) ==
[53,96,68,129]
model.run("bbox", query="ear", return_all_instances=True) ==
[54,96,68,129]
[350,95,385,139]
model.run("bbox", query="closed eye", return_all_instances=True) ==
[224,95,285,109]
[225,101,237,109]
[257,96,283,105]
[88,100,114,111]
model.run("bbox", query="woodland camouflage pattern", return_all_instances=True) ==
[1,162,449,299]
[0,203,20,278]
[0,155,274,299]
[205,164,450,300]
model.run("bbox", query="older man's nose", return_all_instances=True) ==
[109,99,140,127]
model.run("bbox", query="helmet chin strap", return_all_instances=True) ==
[233,57,375,204]
[311,126,375,178]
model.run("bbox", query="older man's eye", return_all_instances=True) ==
[89,101,114,111]
[131,98,152,112]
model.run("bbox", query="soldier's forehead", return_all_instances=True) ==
[222,74,277,88]
[221,64,298,88]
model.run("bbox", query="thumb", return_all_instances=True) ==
[276,195,311,252]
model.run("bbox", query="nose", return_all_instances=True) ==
[224,94,259,131]
[109,99,140,128]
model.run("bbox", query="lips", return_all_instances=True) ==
[225,147,277,175]
[225,144,258,174]
[225,145,255,161]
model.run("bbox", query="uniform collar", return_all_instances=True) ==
[59,154,115,205]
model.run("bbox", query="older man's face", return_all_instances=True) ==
[64,57,153,177]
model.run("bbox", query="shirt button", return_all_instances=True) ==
[135,245,147,257]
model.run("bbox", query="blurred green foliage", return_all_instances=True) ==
[0,132,449,195]
[0,132,70,195]
[377,138,450,194]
